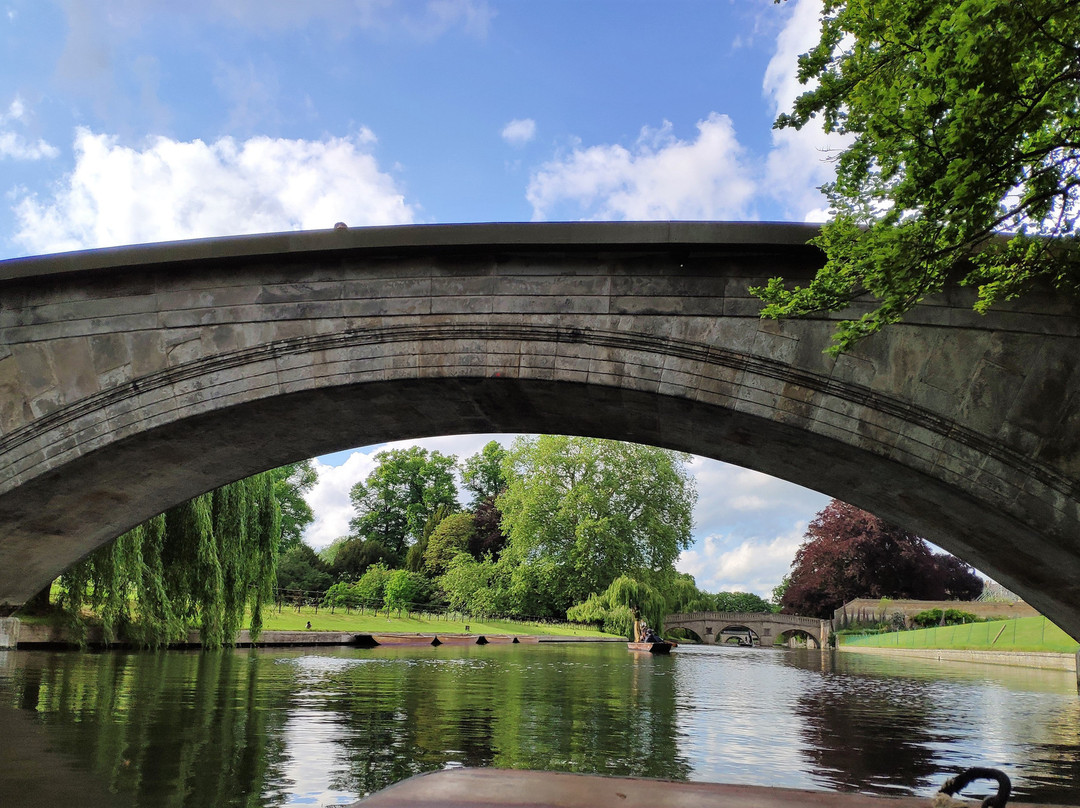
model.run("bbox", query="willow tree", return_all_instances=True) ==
[567,576,667,639]
[59,470,283,649]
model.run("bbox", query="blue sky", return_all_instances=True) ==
[0,0,846,595]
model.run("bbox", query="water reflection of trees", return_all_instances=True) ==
[1,645,691,806]
[320,646,692,795]
[3,651,280,808]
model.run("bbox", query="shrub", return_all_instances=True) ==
[912,608,981,628]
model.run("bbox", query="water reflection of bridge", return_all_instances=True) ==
[663,612,831,649]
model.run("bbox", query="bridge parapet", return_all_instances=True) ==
[667,611,822,628]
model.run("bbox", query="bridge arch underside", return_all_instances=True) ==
[717,625,760,646]
[667,626,704,643]
[2,223,1080,637]
[775,629,817,649]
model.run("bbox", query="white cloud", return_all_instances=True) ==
[0,131,60,161]
[688,458,827,533]
[526,113,757,222]
[12,128,415,255]
[305,452,381,549]
[676,526,807,596]
[4,96,25,122]
[501,118,536,146]
[762,0,851,221]
[0,95,59,161]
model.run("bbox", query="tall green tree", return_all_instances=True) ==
[406,503,452,572]
[331,537,393,580]
[498,436,697,612]
[270,460,317,551]
[461,440,509,502]
[348,447,459,561]
[276,543,334,594]
[757,0,1080,353]
[423,512,476,575]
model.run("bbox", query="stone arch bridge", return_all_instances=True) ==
[663,612,831,649]
[1,222,1080,637]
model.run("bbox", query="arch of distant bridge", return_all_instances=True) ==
[1,221,1079,639]
[663,612,830,649]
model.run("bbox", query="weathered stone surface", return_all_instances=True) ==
[0,617,19,648]
[1,222,1080,638]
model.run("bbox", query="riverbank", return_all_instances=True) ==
[2,608,619,649]
[11,621,625,649]
[259,606,613,639]
[838,644,1077,672]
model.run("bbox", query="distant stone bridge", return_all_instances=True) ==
[664,612,832,649]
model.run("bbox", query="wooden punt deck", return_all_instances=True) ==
[350,769,1054,808]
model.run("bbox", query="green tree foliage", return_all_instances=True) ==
[349,447,459,561]
[714,591,773,613]
[652,570,774,617]
[322,580,363,611]
[498,436,697,613]
[780,499,984,618]
[332,537,393,580]
[771,574,791,611]
[271,460,317,551]
[424,512,476,574]
[384,569,428,613]
[438,554,502,615]
[461,440,509,501]
[653,571,714,614]
[276,543,334,594]
[59,470,284,648]
[355,562,392,609]
[406,503,452,572]
[567,576,666,639]
[757,0,1080,353]
[318,536,349,566]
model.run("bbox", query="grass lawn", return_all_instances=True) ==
[259,605,618,638]
[839,615,1079,653]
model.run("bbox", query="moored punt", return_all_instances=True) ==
[627,640,673,654]
[350,768,1045,808]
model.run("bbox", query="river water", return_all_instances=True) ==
[0,643,1077,807]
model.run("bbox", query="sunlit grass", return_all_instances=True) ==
[839,615,1078,653]
[258,605,619,638]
